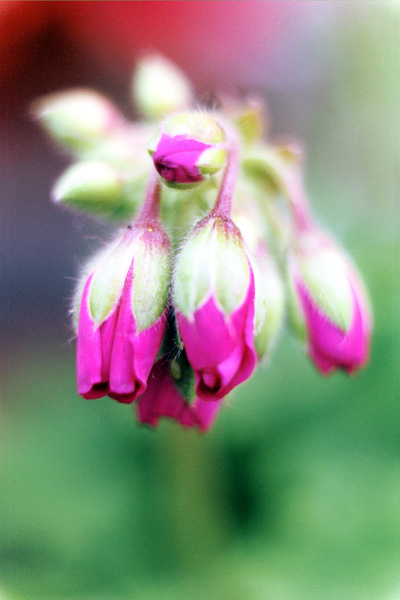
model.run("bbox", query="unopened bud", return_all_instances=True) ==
[229,98,268,144]
[148,112,227,188]
[52,161,135,219]
[76,222,171,403]
[287,230,372,374]
[133,54,192,119]
[174,215,257,401]
[33,89,122,153]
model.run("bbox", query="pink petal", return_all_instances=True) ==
[136,361,223,431]
[153,134,211,183]
[136,362,188,425]
[177,295,240,368]
[109,269,168,402]
[178,267,257,400]
[77,273,118,399]
[190,397,223,432]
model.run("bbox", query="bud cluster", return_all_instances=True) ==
[36,54,372,432]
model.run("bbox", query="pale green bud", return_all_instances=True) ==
[33,89,121,153]
[52,161,136,220]
[133,54,192,119]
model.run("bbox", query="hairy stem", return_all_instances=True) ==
[211,131,240,218]
[136,172,162,226]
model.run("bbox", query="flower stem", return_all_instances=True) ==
[282,168,313,234]
[211,131,240,218]
[136,172,162,226]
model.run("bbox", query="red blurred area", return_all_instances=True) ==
[0,1,49,80]
[0,1,300,87]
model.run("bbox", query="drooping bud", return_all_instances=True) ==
[52,160,136,220]
[76,221,171,404]
[33,89,122,154]
[287,230,372,375]
[173,215,257,400]
[148,112,227,188]
[133,54,192,119]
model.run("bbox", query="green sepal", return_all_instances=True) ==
[174,221,215,317]
[174,217,250,317]
[197,147,227,177]
[163,112,226,146]
[89,238,134,326]
[300,248,353,333]
[253,256,285,360]
[214,220,250,315]
[132,228,171,332]
[169,351,196,404]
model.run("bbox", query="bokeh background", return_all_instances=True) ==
[1,2,399,599]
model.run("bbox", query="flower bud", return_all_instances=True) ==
[287,230,372,374]
[133,54,192,119]
[173,215,257,400]
[33,89,122,153]
[52,161,135,220]
[224,97,268,144]
[76,223,171,403]
[148,112,227,188]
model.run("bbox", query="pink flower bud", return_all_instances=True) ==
[148,112,227,188]
[173,215,257,401]
[136,361,223,431]
[76,223,171,403]
[152,133,210,184]
[287,231,372,375]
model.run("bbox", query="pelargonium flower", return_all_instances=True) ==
[148,112,227,187]
[136,360,223,431]
[35,53,374,435]
[287,230,372,374]
[173,214,258,400]
[76,221,171,403]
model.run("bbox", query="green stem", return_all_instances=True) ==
[282,168,313,234]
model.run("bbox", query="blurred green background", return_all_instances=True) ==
[1,3,399,599]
